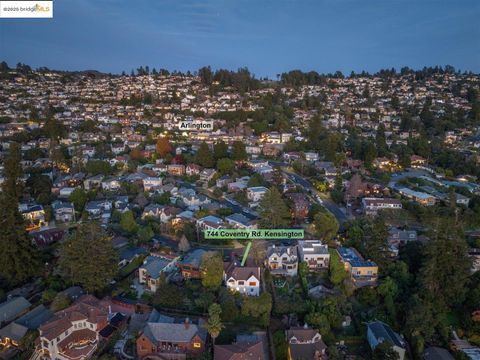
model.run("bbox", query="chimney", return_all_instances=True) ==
[184,317,190,329]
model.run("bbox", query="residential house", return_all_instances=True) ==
[266,245,298,276]
[136,312,206,359]
[199,168,217,185]
[286,325,327,360]
[142,204,165,220]
[143,177,163,192]
[186,164,202,176]
[101,177,121,192]
[225,213,256,229]
[83,174,104,190]
[297,240,330,270]
[177,249,211,279]
[139,255,178,292]
[223,261,261,296]
[304,152,319,162]
[85,200,112,220]
[196,215,224,230]
[52,201,75,223]
[286,193,310,219]
[367,321,406,360]
[167,164,185,176]
[362,197,402,216]
[337,247,378,287]
[0,305,53,348]
[398,188,436,206]
[30,228,67,247]
[214,334,265,360]
[247,186,268,202]
[37,295,121,360]
[0,297,31,328]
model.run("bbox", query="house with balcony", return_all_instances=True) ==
[37,295,121,360]
[136,312,206,359]
[337,247,378,287]
[265,245,298,276]
[297,240,330,270]
[362,197,402,216]
[247,186,268,203]
[52,201,75,223]
[139,255,179,292]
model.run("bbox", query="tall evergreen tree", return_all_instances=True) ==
[196,142,215,168]
[258,187,290,228]
[59,223,117,293]
[231,141,247,161]
[213,140,228,160]
[420,219,471,309]
[0,143,40,287]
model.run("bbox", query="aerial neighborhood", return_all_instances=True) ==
[0,62,479,360]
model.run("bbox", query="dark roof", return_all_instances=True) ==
[367,321,405,349]
[423,347,454,360]
[99,324,115,338]
[214,341,265,360]
[0,297,31,324]
[15,305,53,329]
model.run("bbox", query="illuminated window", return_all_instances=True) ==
[249,282,256,286]
[193,342,201,348]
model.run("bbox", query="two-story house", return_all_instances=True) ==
[139,255,178,292]
[337,247,378,287]
[297,240,330,270]
[266,245,298,276]
[223,261,261,296]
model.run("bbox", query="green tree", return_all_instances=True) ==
[205,303,224,344]
[216,158,235,175]
[231,141,247,161]
[420,219,471,309]
[69,188,89,212]
[258,187,290,228]
[213,140,228,160]
[372,342,400,360]
[59,223,117,293]
[0,143,40,287]
[329,250,348,286]
[138,226,154,243]
[305,312,331,335]
[365,216,390,267]
[313,211,339,244]
[201,252,224,290]
[120,210,138,234]
[241,292,273,327]
[196,142,215,167]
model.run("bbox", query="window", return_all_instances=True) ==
[193,342,201,348]
[249,282,256,286]
[238,281,244,285]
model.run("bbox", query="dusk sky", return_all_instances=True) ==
[1,0,479,78]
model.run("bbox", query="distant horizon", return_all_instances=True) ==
[1,0,479,78]
[3,60,479,79]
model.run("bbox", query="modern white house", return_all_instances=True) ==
[247,186,269,202]
[224,261,260,296]
[297,240,330,270]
